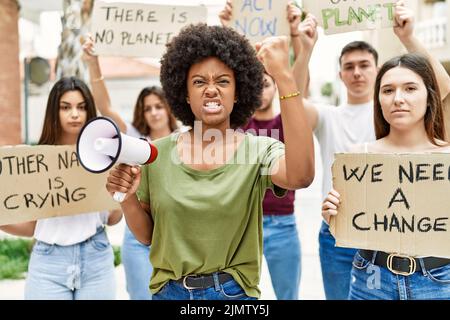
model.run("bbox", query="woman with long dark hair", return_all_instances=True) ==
[322,53,450,300]
[1,77,122,299]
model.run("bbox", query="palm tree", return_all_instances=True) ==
[0,0,21,145]
[56,0,94,82]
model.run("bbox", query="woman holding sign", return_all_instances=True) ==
[82,38,178,300]
[0,77,122,300]
[322,53,450,300]
[298,0,450,300]
[105,23,315,300]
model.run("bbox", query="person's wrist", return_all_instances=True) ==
[271,69,294,83]
[398,34,417,48]
[279,91,301,100]
[85,58,99,67]
[90,75,104,83]
[121,192,138,206]
[299,42,314,55]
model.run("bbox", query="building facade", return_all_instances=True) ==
[364,0,449,71]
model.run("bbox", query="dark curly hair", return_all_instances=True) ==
[160,23,264,129]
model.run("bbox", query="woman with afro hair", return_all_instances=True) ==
[106,23,315,300]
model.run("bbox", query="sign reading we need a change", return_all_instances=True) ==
[303,0,398,35]
[0,145,119,226]
[91,1,207,58]
[231,0,290,43]
[330,153,450,259]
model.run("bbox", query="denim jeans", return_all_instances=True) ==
[349,251,450,300]
[263,214,301,300]
[318,221,357,300]
[121,224,153,300]
[152,273,258,300]
[25,228,116,300]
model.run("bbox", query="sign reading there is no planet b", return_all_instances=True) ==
[91,1,207,58]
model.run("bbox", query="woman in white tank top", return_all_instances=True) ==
[0,77,122,299]
[322,53,450,300]
[82,37,180,300]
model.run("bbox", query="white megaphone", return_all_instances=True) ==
[76,116,158,202]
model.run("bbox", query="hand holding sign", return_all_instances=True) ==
[393,0,414,41]
[81,34,99,66]
[287,1,302,36]
[322,188,341,225]
[219,0,233,27]
[298,14,319,52]
[255,36,290,80]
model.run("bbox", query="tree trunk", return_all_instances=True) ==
[56,0,94,83]
[0,0,21,145]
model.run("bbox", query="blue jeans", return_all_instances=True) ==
[349,251,450,300]
[25,228,116,300]
[263,214,301,300]
[152,273,258,300]
[121,224,152,300]
[319,221,357,300]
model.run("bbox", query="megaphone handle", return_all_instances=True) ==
[113,192,126,203]
[112,163,142,203]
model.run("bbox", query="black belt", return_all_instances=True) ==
[175,272,234,290]
[359,250,450,276]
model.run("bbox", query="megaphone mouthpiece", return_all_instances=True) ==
[94,137,119,157]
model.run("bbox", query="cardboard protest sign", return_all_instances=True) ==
[330,153,450,258]
[91,1,207,58]
[231,0,290,43]
[0,145,119,226]
[303,0,397,35]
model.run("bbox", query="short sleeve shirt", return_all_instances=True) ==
[137,132,286,298]
[314,101,376,199]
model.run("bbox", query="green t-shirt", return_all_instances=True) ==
[136,132,286,298]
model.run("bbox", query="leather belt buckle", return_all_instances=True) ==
[182,275,202,290]
[387,253,417,276]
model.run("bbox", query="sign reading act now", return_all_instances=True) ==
[331,153,450,259]
[231,0,290,44]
